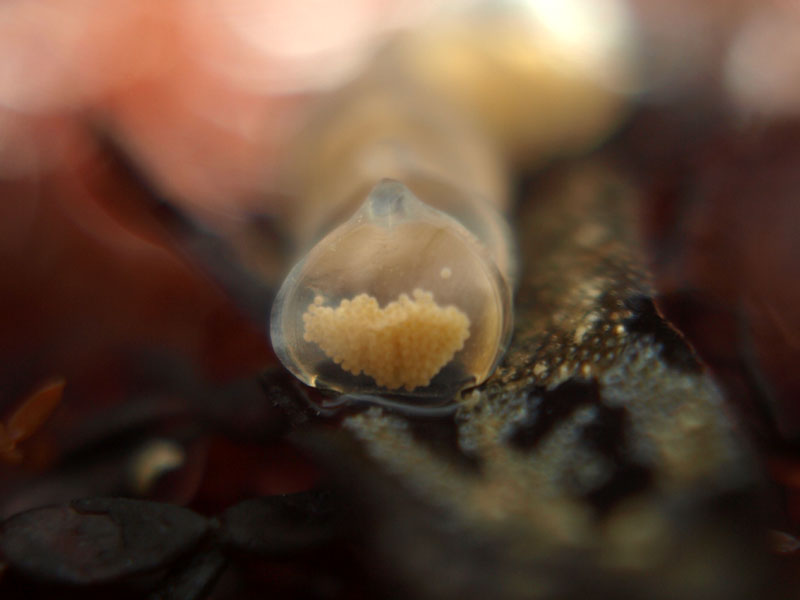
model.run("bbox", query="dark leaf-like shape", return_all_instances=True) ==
[218,490,341,556]
[90,125,277,324]
[0,498,209,585]
[147,548,227,600]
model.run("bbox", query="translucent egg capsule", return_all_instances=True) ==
[270,179,512,400]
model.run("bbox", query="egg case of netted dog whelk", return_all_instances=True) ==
[270,179,512,399]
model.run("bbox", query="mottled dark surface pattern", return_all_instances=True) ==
[297,164,773,600]
[0,136,789,600]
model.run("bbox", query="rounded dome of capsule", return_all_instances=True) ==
[270,179,512,399]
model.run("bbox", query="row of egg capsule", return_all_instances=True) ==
[270,1,636,402]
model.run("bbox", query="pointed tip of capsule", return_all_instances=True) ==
[361,178,423,222]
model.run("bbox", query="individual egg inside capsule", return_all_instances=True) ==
[270,179,512,399]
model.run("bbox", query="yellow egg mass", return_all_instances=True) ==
[302,289,470,391]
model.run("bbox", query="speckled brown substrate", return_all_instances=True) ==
[298,163,773,600]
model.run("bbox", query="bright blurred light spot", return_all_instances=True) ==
[206,0,434,94]
[221,0,372,60]
[725,8,800,116]
[520,0,638,91]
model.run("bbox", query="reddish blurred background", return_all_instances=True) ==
[1,0,799,534]
[0,0,435,395]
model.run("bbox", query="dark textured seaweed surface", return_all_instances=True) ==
[295,164,776,599]
[0,134,798,598]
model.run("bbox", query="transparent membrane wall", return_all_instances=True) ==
[271,180,512,398]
